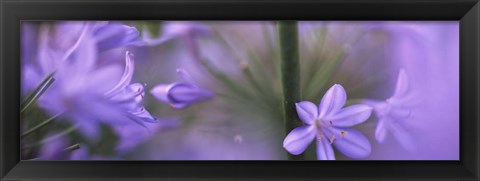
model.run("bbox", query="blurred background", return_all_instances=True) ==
[20,21,459,160]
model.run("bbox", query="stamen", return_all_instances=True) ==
[315,121,322,129]
[316,134,324,141]
[329,135,336,144]
[341,131,347,137]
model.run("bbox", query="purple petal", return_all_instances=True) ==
[94,24,139,51]
[168,84,214,103]
[150,83,176,103]
[38,135,68,160]
[388,121,416,151]
[316,138,335,160]
[70,146,89,160]
[389,107,412,122]
[319,84,347,118]
[375,119,388,144]
[22,65,42,94]
[283,125,316,155]
[328,104,372,127]
[392,69,409,98]
[76,120,100,140]
[88,65,123,95]
[105,51,135,96]
[326,127,371,159]
[295,101,318,125]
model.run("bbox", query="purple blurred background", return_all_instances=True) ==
[20,21,458,160]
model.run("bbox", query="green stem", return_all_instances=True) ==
[278,21,303,160]
[21,112,63,138]
[22,126,77,150]
[28,143,81,160]
[64,143,81,152]
[21,73,55,113]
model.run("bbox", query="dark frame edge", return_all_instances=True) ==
[0,0,8,180]
[1,0,480,181]
[460,1,480,179]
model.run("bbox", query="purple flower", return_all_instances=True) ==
[150,69,214,109]
[22,22,140,94]
[92,22,139,51]
[40,51,156,139]
[283,84,372,160]
[37,134,70,160]
[364,69,416,151]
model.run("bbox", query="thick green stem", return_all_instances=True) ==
[278,21,303,160]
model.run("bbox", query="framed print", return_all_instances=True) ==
[1,0,479,180]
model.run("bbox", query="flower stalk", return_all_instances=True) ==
[278,21,303,160]
[21,73,55,113]
[21,112,63,138]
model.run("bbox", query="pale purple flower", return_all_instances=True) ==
[37,134,70,160]
[92,22,139,51]
[283,84,372,160]
[364,69,416,151]
[22,22,140,94]
[150,69,214,109]
[40,51,156,139]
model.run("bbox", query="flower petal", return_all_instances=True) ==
[392,69,409,98]
[328,104,372,127]
[319,84,347,118]
[388,121,416,152]
[105,51,135,96]
[389,107,412,122]
[169,84,214,103]
[375,119,388,144]
[295,101,318,125]
[328,127,371,159]
[150,83,176,103]
[94,24,139,51]
[283,125,316,155]
[316,138,335,160]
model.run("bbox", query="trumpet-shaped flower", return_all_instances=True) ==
[364,69,415,151]
[22,22,140,94]
[283,84,372,160]
[40,51,156,139]
[150,69,214,109]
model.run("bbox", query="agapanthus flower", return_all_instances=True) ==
[150,69,214,109]
[283,84,372,160]
[363,69,416,151]
[22,22,140,94]
[39,51,156,139]
[37,134,70,160]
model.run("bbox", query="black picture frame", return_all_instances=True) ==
[1,0,479,180]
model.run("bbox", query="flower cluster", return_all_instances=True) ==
[21,21,457,160]
[284,69,414,160]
